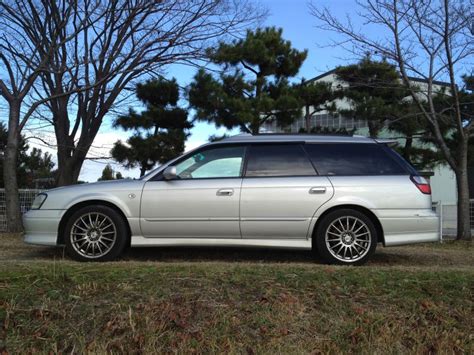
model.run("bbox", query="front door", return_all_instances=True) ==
[240,144,334,239]
[140,145,246,238]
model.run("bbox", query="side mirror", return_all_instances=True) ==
[163,166,177,180]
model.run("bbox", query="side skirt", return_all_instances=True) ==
[131,236,312,250]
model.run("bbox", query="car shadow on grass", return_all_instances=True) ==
[12,245,413,265]
[3,232,462,267]
[122,246,319,264]
[121,246,412,266]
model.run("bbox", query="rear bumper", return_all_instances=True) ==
[23,209,65,246]
[378,209,440,246]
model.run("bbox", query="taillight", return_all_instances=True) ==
[410,175,431,194]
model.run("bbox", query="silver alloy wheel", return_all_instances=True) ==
[70,212,117,259]
[325,216,371,262]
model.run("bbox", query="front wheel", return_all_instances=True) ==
[64,205,128,261]
[315,209,377,265]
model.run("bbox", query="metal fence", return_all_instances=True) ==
[0,189,43,232]
[0,188,474,236]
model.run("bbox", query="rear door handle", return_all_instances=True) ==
[309,187,326,194]
[216,188,234,196]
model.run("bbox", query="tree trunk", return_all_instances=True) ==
[455,146,471,241]
[250,123,260,135]
[402,136,413,161]
[367,120,380,138]
[4,102,23,232]
[305,105,311,133]
[56,157,84,186]
[54,107,95,186]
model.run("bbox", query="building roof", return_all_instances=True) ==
[309,68,451,87]
[220,133,375,144]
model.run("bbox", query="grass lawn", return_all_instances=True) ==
[0,233,472,353]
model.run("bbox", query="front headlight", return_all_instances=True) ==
[30,193,48,210]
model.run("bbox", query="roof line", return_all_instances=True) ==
[308,68,450,87]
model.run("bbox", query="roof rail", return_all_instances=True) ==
[255,132,355,137]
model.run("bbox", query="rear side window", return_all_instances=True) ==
[380,144,419,175]
[245,144,316,177]
[304,143,408,176]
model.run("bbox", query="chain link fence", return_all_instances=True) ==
[0,189,43,232]
[432,201,474,238]
[0,188,474,236]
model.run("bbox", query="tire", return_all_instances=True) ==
[314,209,377,265]
[64,205,128,262]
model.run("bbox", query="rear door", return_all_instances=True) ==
[240,143,334,239]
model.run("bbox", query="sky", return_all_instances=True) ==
[74,0,360,182]
[16,0,362,182]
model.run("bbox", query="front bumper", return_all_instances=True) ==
[23,209,65,246]
[378,209,440,246]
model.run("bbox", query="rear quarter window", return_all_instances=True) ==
[304,143,409,176]
[245,144,316,177]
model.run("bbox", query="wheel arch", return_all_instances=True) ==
[311,204,385,249]
[57,200,132,246]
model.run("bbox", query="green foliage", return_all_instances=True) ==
[335,57,410,137]
[188,27,307,134]
[335,57,443,170]
[406,75,474,169]
[299,125,355,136]
[0,123,55,188]
[295,80,335,132]
[98,164,116,181]
[111,78,192,177]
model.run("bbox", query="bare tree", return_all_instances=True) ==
[34,0,265,186]
[310,0,473,240]
[0,0,91,232]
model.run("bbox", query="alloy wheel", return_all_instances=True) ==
[325,216,372,262]
[70,212,117,259]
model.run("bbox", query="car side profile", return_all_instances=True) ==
[23,134,439,264]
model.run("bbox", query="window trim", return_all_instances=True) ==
[150,143,249,181]
[243,142,318,179]
[302,142,412,177]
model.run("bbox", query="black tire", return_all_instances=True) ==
[64,205,128,262]
[314,209,377,265]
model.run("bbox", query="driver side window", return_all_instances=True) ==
[174,145,246,179]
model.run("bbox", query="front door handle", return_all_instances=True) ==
[309,187,326,194]
[216,188,234,196]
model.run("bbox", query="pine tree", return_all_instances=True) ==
[98,164,115,181]
[335,58,441,170]
[335,57,410,137]
[111,78,192,177]
[295,80,334,133]
[189,27,307,134]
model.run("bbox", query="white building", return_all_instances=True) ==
[262,69,457,207]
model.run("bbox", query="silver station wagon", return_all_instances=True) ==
[24,134,439,264]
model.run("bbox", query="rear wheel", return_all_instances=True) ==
[315,209,377,265]
[64,205,128,261]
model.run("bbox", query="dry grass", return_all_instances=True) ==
[0,233,473,353]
